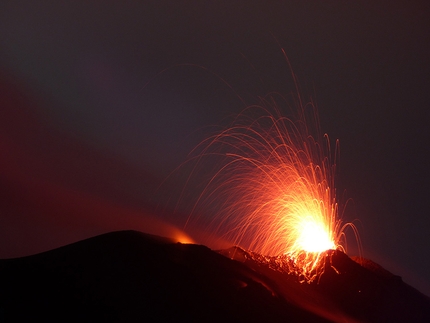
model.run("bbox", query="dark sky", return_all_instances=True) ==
[1,1,430,295]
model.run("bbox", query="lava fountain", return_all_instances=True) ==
[180,90,356,283]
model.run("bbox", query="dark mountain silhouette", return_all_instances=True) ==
[0,230,429,322]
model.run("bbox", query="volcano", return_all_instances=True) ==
[0,230,428,322]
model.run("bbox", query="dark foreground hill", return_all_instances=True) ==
[0,230,429,322]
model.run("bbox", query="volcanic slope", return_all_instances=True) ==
[0,230,429,322]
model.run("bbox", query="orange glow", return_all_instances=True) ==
[173,232,195,244]
[296,217,335,252]
[184,95,356,282]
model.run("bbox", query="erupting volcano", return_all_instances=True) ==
[182,91,358,282]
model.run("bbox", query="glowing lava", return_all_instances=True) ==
[296,218,335,252]
[183,94,355,282]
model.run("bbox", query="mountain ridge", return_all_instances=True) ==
[0,230,428,322]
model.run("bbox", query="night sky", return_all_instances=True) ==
[1,1,430,295]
